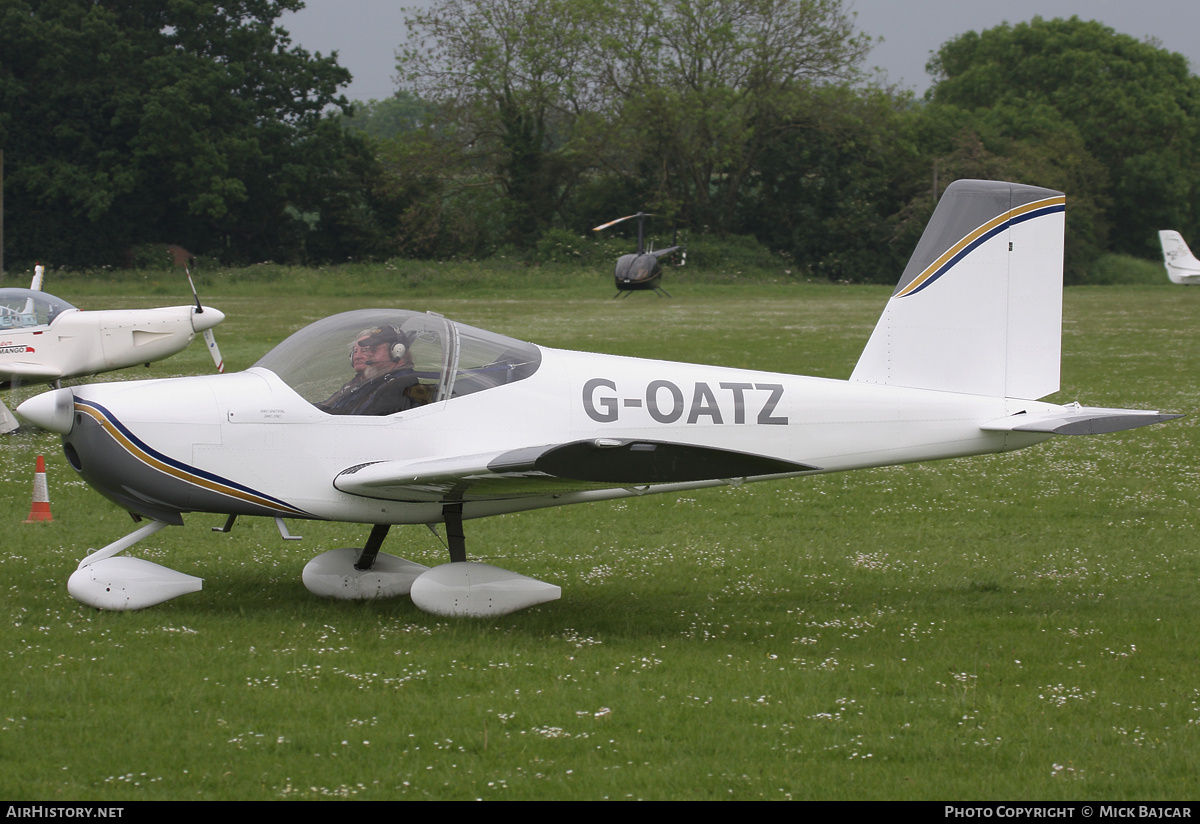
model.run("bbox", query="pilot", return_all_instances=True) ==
[316,325,424,416]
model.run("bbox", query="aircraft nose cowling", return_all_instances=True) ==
[17,387,75,435]
[191,306,225,333]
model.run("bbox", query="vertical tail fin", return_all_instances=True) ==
[850,180,1065,400]
[1159,230,1200,284]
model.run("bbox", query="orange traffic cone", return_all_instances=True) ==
[24,455,53,522]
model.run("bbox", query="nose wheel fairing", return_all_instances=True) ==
[69,556,203,611]
[66,520,203,611]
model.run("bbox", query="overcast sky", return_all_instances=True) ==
[281,0,1200,103]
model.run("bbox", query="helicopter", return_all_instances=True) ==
[593,212,685,297]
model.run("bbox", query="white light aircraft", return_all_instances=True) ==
[1158,230,1200,284]
[1,268,224,433]
[19,180,1179,617]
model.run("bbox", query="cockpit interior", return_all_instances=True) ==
[0,289,76,329]
[253,309,542,415]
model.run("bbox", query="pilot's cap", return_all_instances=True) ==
[356,325,404,347]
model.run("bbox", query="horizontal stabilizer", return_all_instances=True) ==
[981,405,1182,436]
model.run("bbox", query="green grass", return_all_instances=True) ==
[1081,254,1168,286]
[1,272,1197,800]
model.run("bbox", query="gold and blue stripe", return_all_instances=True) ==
[896,195,1066,298]
[74,398,311,517]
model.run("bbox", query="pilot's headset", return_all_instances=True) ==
[353,325,409,363]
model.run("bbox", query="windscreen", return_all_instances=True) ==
[0,289,76,329]
[253,308,541,414]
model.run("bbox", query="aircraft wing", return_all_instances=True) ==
[334,439,819,503]
[981,405,1181,436]
[0,361,64,383]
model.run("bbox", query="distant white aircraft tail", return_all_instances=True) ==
[850,179,1065,400]
[1158,230,1200,285]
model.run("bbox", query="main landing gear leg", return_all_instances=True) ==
[354,524,391,571]
[443,503,466,563]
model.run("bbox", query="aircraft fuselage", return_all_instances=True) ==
[1,305,222,387]
[56,346,1054,528]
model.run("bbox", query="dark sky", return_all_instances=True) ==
[281,0,1200,103]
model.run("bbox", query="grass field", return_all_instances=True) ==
[1,273,1197,800]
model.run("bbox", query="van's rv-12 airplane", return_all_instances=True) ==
[19,180,1179,617]
[1158,230,1200,284]
[1,267,224,434]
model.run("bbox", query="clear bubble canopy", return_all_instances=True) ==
[0,288,77,329]
[253,309,542,413]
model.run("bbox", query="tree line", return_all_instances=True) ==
[3,1,1199,283]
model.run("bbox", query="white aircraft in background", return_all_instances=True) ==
[19,180,1179,617]
[0,266,224,433]
[1158,230,1200,284]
